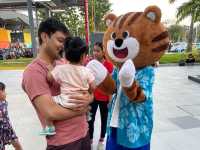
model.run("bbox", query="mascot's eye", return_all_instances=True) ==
[111,32,116,40]
[122,31,129,39]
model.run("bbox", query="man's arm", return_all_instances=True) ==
[33,94,90,121]
[23,69,92,121]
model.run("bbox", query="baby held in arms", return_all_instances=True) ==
[40,37,96,136]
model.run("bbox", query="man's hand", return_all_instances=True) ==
[33,94,91,121]
[72,105,91,113]
[69,92,94,108]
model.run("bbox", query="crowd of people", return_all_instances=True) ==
[0,48,33,60]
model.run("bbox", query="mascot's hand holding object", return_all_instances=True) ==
[87,5,169,149]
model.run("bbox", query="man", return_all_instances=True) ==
[22,18,92,150]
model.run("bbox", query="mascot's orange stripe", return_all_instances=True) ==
[127,12,142,26]
[152,43,169,52]
[152,31,169,42]
[118,12,133,29]
[132,83,145,101]
[113,15,123,28]
[135,87,144,100]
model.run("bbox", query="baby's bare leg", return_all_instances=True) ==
[46,120,54,127]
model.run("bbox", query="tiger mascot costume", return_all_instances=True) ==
[87,5,169,150]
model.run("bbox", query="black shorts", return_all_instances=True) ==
[46,132,91,150]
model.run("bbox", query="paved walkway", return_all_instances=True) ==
[0,65,200,150]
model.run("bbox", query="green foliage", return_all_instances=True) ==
[169,0,200,52]
[168,0,200,23]
[52,7,85,37]
[37,0,111,37]
[160,51,200,64]
[79,0,111,32]
[88,0,111,31]
[160,53,184,64]
[176,0,200,23]
[168,25,186,42]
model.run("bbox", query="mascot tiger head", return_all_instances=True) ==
[103,5,169,68]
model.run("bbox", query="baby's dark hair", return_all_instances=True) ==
[94,42,103,50]
[64,37,88,63]
[0,82,5,91]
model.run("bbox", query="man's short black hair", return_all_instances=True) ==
[38,18,70,45]
[64,37,88,63]
[0,82,5,91]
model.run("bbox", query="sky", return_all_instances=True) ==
[109,0,190,25]
[19,0,191,26]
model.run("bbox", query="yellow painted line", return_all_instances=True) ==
[0,67,25,70]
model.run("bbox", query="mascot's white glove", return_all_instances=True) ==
[119,59,136,87]
[86,60,108,86]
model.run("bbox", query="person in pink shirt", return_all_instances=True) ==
[22,18,93,150]
[40,37,96,136]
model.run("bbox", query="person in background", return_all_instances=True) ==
[186,53,195,64]
[88,42,113,150]
[0,82,23,150]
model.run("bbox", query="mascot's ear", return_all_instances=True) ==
[144,5,161,23]
[103,13,117,27]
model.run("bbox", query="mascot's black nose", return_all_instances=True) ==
[115,39,123,47]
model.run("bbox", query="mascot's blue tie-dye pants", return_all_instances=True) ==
[106,128,150,150]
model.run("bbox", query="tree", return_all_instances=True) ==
[196,25,200,42]
[37,0,111,36]
[52,7,85,37]
[80,0,112,32]
[37,7,85,37]
[168,25,186,42]
[169,0,200,52]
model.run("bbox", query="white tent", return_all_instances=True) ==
[0,11,29,25]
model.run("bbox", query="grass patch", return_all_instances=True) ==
[160,53,183,64]
[0,58,33,70]
[0,52,200,70]
[160,51,200,64]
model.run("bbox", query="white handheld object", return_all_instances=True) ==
[86,59,108,86]
[119,59,136,87]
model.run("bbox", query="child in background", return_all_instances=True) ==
[88,42,113,149]
[40,37,96,135]
[0,82,23,150]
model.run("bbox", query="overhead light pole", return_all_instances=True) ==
[84,0,89,46]
[27,0,37,57]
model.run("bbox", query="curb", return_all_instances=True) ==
[159,63,200,67]
[188,75,200,84]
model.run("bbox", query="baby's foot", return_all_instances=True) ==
[39,126,56,136]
